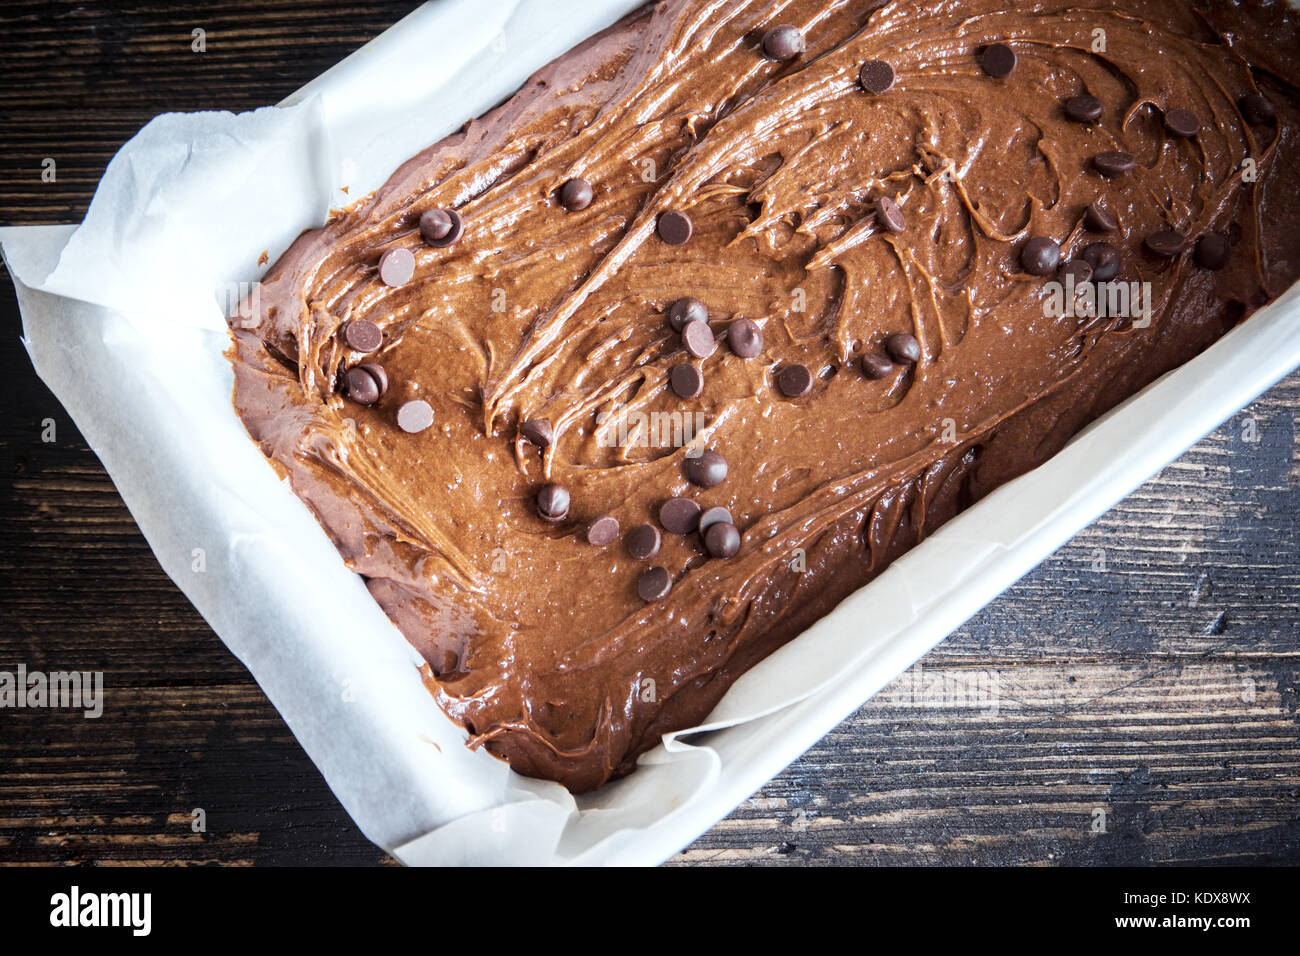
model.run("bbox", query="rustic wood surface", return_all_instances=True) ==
[0,0,1296,867]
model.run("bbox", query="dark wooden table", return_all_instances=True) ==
[1,1,1296,867]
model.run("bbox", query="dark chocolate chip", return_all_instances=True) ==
[1061,259,1093,287]
[1020,237,1061,276]
[421,208,463,248]
[558,178,594,211]
[861,352,895,379]
[978,43,1016,78]
[626,523,661,560]
[345,319,383,353]
[681,320,717,359]
[762,24,804,61]
[637,566,672,602]
[1083,201,1118,232]
[1145,229,1187,258]
[357,362,388,397]
[657,210,693,245]
[344,366,381,406]
[704,522,741,559]
[535,483,570,523]
[686,449,728,488]
[775,363,813,397]
[1064,94,1103,123]
[1239,93,1276,126]
[1093,151,1136,178]
[859,59,895,94]
[419,208,453,241]
[876,196,906,233]
[396,399,434,434]
[1164,108,1200,138]
[378,247,416,287]
[586,514,620,547]
[727,318,764,358]
[668,296,708,332]
[520,418,554,449]
[669,363,704,399]
[1195,233,1230,270]
[885,332,921,365]
[698,506,733,535]
[659,496,702,535]
[1082,241,1121,281]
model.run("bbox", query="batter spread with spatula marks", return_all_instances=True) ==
[229,0,1300,791]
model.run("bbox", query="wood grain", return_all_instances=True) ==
[1,0,1297,866]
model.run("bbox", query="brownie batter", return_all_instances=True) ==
[228,0,1300,791]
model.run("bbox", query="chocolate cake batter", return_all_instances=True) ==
[228,0,1300,791]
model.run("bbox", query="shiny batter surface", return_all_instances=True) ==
[229,0,1300,791]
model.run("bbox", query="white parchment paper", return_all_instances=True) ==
[4,0,1299,865]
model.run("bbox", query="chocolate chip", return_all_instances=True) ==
[657,210,693,245]
[859,59,895,94]
[686,449,728,488]
[669,363,704,398]
[668,296,708,332]
[698,506,733,535]
[978,44,1016,78]
[396,399,434,433]
[681,320,716,359]
[861,352,895,379]
[1061,259,1093,286]
[876,196,906,233]
[1020,237,1061,276]
[520,418,553,449]
[535,483,570,523]
[558,178,594,211]
[704,522,741,559]
[420,208,463,247]
[1164,108,1200,138]
[775,363,812,397]
[727,318,764,358]
[885,333,921,365]
[378,247,416,287]
[1195,233,1230,270]
[1093,151,1136,178]
[1145,229,1186,258]
[1082,242,1121,281]
[344,366,381,406]
[357,362,388,397]
[344,319,383,353]
[637,566,672,602]
[762,24,804,61]
[659,496,702,535]
[1083,201,1118,232]
[586,514,620,547]
[1239,93,1276,126]
[626,523,661,560]
[1064,94,1103,123]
